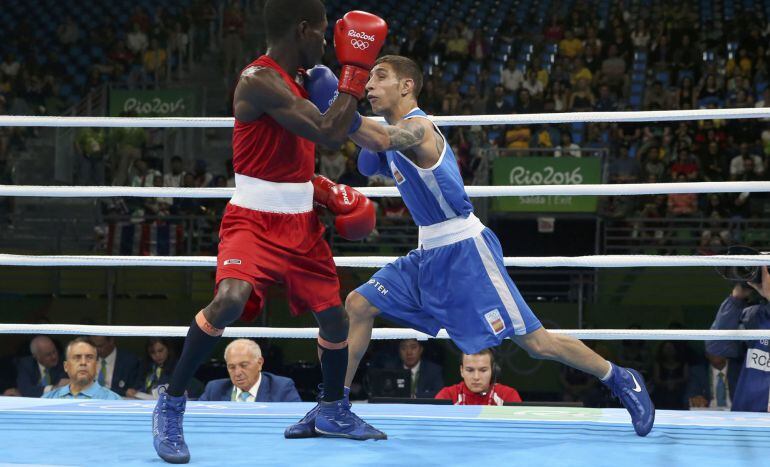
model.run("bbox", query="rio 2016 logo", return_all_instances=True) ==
[509,166,584,185]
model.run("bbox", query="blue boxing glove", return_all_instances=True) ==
[357,147,388,177]
[306,65,362,134]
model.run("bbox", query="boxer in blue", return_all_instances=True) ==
[293,55,654,438]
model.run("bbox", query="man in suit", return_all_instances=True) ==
[391,339,444,399]
[199,339,300,402]
[687,351,741,410]
[16,335,68,397]
[90,335,141,397]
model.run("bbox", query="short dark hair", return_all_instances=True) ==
[374,55,423,98]
[461,349,495,367]
[263,0,326,44]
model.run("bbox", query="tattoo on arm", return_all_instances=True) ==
[386,120,426,151]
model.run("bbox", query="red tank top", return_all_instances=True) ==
[231,55,315,182]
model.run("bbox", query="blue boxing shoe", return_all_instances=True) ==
[284,386,351,439]
[603,364,655,436]
[152,390,190,464]
[315,399,387,441]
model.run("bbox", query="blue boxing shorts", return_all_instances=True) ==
[354,214,542,354]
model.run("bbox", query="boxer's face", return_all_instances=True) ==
[366,63,403,116]
[298,18,328,69]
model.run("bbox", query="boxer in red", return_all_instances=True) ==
[152,2,388,463]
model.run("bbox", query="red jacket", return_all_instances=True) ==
[435,382,522,406]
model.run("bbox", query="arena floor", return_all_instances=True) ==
[0,397,767,466]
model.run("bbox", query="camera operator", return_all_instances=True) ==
[707,265,770,412]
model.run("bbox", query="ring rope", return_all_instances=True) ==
[1,108,769,127]
[0,324,765,341]
[0,254,768,268]
[2,181,770,198]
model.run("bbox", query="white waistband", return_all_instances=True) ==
[418,213,485,250]
[230,173,313,214]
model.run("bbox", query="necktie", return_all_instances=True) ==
[41,368,51,387]
[716,372,727,407]
[410,370,419,398]
[238,391,250,402]
[98,359,107,386]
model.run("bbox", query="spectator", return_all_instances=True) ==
[442,81,462,115]
[126,338,177,400]
[706,277,770,412]
[514,88,541,113]
[130,158,160,187]
[521,69,544,100]
[199,339,300,402]
[666,173,698,217]
[192,159,213,187]
[56,16,80,45]
[163,156,186,188]
[670,147,700,180]
[599,44,627,96]
[318,146,346,182]
[568,78,595,112]
[697,74,723,105]
[74,128,106,185]
[435,350,522,405]
[729,143,764,180]
[543,80,569,112]
[673,77,696,110]
[594,84,618,111]
[559,29,583,59]
[687,351,740,410]
[468,29,487,61]
[126,22,149,55]
[338,156,368,188]
[222,0,245,76]
[555,132,581,158]
[377,339,443,399]
[90,335,141,397]
[143,38,167,87]
[0,54,20,79]
[485,85,513,114]
[609,144,640,183]
[700,141,726,181]
[644,81,669,110]
[502,58,523,93]
[652,341,689,409]
[445,27,469,60]
[43,338,121,400]
[16,336,68,398]
[630,20,651,50]
[463,84,487,115]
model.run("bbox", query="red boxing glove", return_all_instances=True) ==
[312,175,376,240]
[334,196,375,241]
[334,11,388,99]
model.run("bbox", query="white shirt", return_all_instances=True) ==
[729,154,764,176]
[233,374,262,402]
[98,348,117,389]
[709,363,731,409]
[502,68,524,92]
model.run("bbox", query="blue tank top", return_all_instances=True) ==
[383,108,473,226]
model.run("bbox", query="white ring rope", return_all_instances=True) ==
[1,108,769,127]
[1,254,769,268]
[0,324,765,341]
[2,181,770,198]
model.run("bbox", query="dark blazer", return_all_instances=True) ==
[198,372,301,402]
[686,360,741,404]
[16,356,67,398]
[108,349,141,397]
[383,359,445,398]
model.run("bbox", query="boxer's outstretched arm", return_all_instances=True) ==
[234,66,358,148]
[350,116,428,152]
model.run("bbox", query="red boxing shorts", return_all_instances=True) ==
[215,203,341,321]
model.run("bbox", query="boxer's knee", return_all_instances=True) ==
[345,291,379,321]
[315,305,349,344]
[204,279,252,327]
